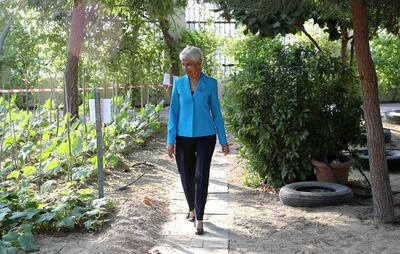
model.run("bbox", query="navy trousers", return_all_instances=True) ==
[175,135,216,221]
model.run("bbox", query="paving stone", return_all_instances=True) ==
[207,193,228,201]
[211,155,228,165]
[203,238,228,248]
[210,170,227,180]
[190,238,204,248]
[172,180,228,194]
[169,198,228,215]
[199,248,229,254]
[153,144,229,253]
[208,179,228,193]
[202,219,229,239]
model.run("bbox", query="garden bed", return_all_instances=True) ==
[36,134,177,253]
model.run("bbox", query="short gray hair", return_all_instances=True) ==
[179,46,203,63]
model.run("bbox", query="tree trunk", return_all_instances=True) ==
[350,38,355,66]
[64,0,86,118]
[350,0,394,223]
[159,17,180,102]
[159,18,180,77]
[0,18,12,77]
[340,26,348,65]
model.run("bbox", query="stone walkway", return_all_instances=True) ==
[151,147,229,254]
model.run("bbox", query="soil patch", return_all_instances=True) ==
[36,134,179,254]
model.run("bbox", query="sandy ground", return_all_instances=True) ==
[36,125,400,254]
[227,125,400,254]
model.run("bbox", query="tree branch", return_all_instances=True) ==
[0,18,13,51]
[298,24,322,52]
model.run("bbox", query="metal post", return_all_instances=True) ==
[140,85,144,108]
[82,69,87,136]
[25,74,29,112]
[95,88,104,198]
[49,77,53,123]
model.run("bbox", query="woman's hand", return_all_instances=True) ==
[168,144,175,159]
[221,144,230,155]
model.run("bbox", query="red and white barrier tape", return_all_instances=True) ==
[0,84,172,94]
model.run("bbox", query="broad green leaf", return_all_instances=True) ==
[44,158,62,174]
[25,209,41,219]
[51,203,70,213]
[9,211,28,220]
[56,216,76,229]
[84,209,102,216]
[56,142,69,157]
[72,167,92,181]
[71,134,83,156]
[42,133,50,142]
[106,153,120,167]
[0,240,17,254]
[35,212,55,223]
[22,166,36,178]
[6,171,19,180]
[155,101,163,113]
[87,139,96,151]
[19,143,34,163]
[0,207,11,221]
[92,198,108,209]
[2,232,18,245]
[19,223,33,233]
[40,140,58,161]
[40,180,56,193]
[70,207,90,218]
[77,188,93,195]
[18,234,39,252]
[84,220,93,230]
[3,136,14,148]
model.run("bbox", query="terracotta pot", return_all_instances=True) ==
[311,155,353,184]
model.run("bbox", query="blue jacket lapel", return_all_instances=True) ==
[194,74,206,99]
[184,75,191,95]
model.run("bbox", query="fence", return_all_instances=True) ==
[185,0,237,79]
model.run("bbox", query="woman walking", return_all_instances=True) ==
[167,46,230,235]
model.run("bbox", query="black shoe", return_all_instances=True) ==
[194,220,204,235]
[186,212,195,222]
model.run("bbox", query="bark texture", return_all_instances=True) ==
[340,26,349,65]
[159,17,180,101]
[64,0,86,118]
[350,0,394,223]
[159,17,180,77]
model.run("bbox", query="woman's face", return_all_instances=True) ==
[182,58,202,78]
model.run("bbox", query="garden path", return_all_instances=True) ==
[151,107,230,254]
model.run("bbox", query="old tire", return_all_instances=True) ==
[384,110,400,125]
[358,148,400,171]
[279,181,353,207]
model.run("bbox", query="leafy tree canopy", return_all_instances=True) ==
[208,0,400,40]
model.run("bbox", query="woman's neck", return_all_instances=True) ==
[189,72,201,81]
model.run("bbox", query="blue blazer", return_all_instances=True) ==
[167,73,227,145]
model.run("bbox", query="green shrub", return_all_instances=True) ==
[180,27,219,77]
[224,36,363,187]
[371,33,400,102]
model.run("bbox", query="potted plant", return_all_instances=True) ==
[223,37,363,187]
[307,68,363,184]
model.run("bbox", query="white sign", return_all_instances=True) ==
[163,73,178,86]
[89,99,112,124]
